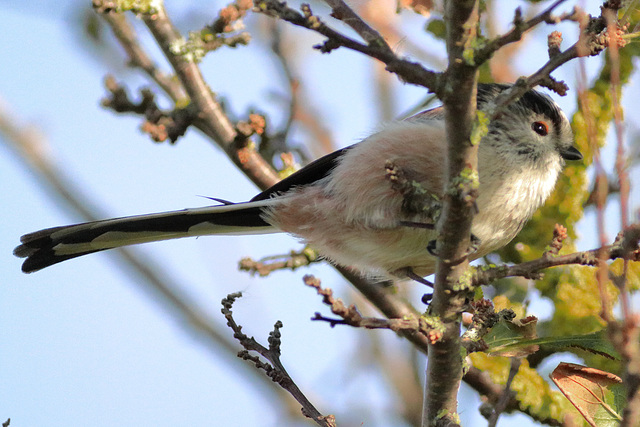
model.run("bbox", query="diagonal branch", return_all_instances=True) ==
[472,223,640,286]
[322,0,389,45]
[93,0,280,190]
[474,0,575,66]
[221,293,336,427]
[489,8,619,111]
[139,3,280,190]
[0,96,298,417]
[255,1,440,91]
[100,11,186,102]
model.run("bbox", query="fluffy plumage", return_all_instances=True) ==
[15,84,582,276]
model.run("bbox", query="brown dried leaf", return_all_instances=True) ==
[550,362,623,427]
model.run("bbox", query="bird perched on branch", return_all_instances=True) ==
[14,84,582,280]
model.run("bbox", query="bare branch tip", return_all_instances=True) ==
[547,31,563,58]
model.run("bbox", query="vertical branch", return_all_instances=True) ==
[604,7,640,427]
[605,9,631,316]
[423,0,480,425]
[577,57,612,321]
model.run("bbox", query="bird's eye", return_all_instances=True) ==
[532,121,549,136]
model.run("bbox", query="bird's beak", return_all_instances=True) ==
[560,146,583,161]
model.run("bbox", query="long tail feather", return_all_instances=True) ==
[14,200,278,273]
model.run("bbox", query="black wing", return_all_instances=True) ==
[251,146,353,201]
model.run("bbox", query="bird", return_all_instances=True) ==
[14,84,582,280]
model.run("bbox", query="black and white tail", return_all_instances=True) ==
[14,200,278,273]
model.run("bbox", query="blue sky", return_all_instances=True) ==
[1,1,638,426]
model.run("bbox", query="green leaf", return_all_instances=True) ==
[484,313,539,357]
[488,330,620,361]
[425,19,446,40]
[538,331,620,360]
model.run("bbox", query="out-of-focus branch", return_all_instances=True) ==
[259,20,336,164]
[267,20,299,152]
[100,11,186,102]
[464,367,564,426]
[584,174,621,207]
[604,5,640,425]
[486,358,521,427]
[0,97,300,418]
[266,20,337,157]
[361,0,446,71]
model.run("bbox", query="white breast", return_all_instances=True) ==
[472,159,563,253]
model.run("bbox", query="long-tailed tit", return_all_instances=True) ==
[14,84,582,279]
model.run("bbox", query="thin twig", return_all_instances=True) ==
[489,8,621,110]
[464,367,563,426]
[603,6,640,426]
[472,224,640,286]
[304,275,443,342]
[474,0,574,66]
[101,76,195,143]
[323,0,389,45]
[221,293,336,427]
[487,358,521,427]
[238,247,320,277]
[269,20,298,146]
[254,1,440,91]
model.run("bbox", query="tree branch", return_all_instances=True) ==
[472,223,640,286]
[221,293,336,427]
[488,6,622,110]
[254,1,441,91]
[304,275,444,341]
[140,3,280,190]
[421,0,480,424]
[99,11,186,102]
[474,0,575,66]
[322,0,388,45]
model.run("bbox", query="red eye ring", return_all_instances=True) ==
[532,121,549,136]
